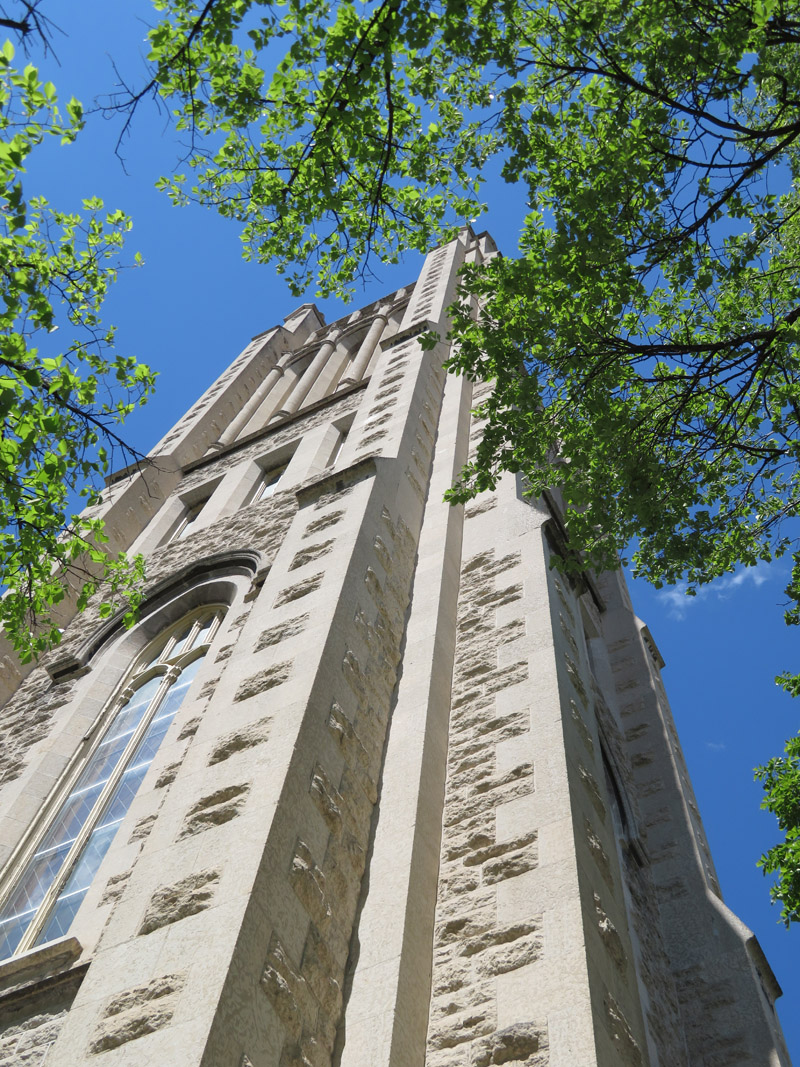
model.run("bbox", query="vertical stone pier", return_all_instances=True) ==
[0,230,789,1067]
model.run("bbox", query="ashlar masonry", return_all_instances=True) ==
[0,229,789,1067]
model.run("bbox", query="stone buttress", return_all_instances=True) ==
[0,230,790,1067]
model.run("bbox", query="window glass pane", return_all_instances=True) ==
[328,430,347,467]
[68,736,130,801]
[191,615,215,650]
[0,911,31,960]
[51,677,161,823]
[0,674,163,961]
[37,787,101,858]
[170,624,194,658]
[253,465,286,502]
[35,888,83,947]
[82,677,161,779]
[0,847,68,956]
[147,658,202,731]
[33,663,204,949]
[35,818,120,947]
[100,762,150,827]
[0,637,210,960]
[103,676,162,745]
[175,500,207,540]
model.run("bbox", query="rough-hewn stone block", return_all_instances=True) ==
[139,869,220,935]
[235,661,292,701]
[90,974,185,1054]
[179,783,250,838]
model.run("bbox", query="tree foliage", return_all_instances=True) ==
[0,39,154,660]
[757,733,800,925]
[140,0,800,587]
[139,0,800,918]
[141,0,492,293]
[1,0,797,914]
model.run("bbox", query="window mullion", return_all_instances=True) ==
[15,669,179,954]
[0,669,160,911]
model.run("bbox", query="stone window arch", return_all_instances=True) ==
[0,606,225,961]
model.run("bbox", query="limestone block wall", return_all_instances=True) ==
[0,962,85,1067]
[0,288,396,707]
[0,232,476,1065]
[192,322,454,1067]
[0,391,346,813]
[598,570,791,1067]
[0,309,375,1063]
[0,306,322,705]
[0,227,789,1067]
[418,373,787,1065]
[335,368,474,1067]
[544,546,655,1067]
[581,651,688,1067]
[421,460,642,1065]
[426,534,546,1067]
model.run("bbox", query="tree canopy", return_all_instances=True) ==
[0,0,799,917]
[0,37,154,660]
[139,0,800,601]
[757,734,800,925]
[140,0,800,919]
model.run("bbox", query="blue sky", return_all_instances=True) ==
[17,1,799,1055]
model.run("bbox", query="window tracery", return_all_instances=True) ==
[0,607,223,960]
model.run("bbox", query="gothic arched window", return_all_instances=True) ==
[0,607,224,961]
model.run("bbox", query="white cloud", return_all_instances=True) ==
[659,582,696,620]
[656,561,777,620]
[717,566,769,593]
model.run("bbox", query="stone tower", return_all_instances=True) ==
[0,230,790,1067]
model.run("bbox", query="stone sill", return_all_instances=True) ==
[0,936,82,997]
[295,456,378,507]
